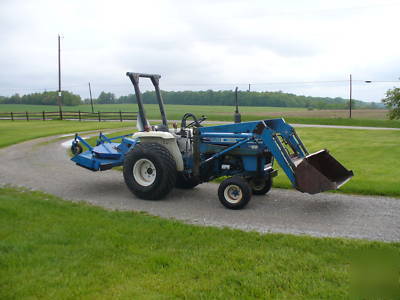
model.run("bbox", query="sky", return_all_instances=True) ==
[0,0,399,102]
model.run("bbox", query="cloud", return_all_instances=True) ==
[0,0,399,101]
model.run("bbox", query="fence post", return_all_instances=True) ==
[42,111,45,121]
[60,110,63,120]
[10,112,14,121]
[78,110,81,122]
[119,110,122,122]
[98,112,101,122]
[26,111,29,121]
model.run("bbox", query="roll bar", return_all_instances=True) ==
[126,72,168,131]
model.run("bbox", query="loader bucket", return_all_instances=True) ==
[294,150,353,194]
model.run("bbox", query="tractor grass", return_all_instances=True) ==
[2,103,400,128]
[0,120,134,149]
[80,127,400,199]
[1,120,399,198]
[0,187,399,299]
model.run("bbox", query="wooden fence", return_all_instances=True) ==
[0,111,137,122]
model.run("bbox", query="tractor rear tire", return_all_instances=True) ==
[123,143,177,200]
[249,177,272,195]
[218,176,252,210]
[176,172,199,189]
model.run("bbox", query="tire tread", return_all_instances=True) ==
[218,176,252,210]
[123,143,177,200]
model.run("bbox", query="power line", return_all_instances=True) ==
[364,80,400,83]
[159,80,350,86]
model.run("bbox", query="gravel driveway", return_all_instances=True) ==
[0,132,399,242]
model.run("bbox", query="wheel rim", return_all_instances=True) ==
[251,179,265,191]
[223,184,243,204]
[133,158,156,186]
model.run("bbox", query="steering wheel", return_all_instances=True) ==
[181,113,207,129]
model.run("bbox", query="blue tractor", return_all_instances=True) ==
[71,72,353,209]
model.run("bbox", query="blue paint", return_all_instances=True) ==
[71,132,136,171]
[70,118,311,187]
[241,155,258,172]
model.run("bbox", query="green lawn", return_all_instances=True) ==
[271,116,400,128]
[2,103,400,128]
[0,187,398,299]
[272,128,400,198]
[1,114,399,298]
[0,120,135,149]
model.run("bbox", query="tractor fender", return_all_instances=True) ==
[132,132,184,171]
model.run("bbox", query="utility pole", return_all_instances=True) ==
[349,74,352,119]
[248,83,251,92]
[58,34,62,119]
[88,82,94,113]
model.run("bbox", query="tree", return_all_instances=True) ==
[382,87,400,120]
[96,92,116,104]
[8,94,21,104]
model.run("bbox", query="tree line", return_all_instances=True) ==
[0,91,81,106]
[88,90,380,109]
[1,89,382,109]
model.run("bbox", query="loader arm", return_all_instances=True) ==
[255,119,353,194]
[197,118,353,194]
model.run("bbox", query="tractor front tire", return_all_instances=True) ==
[218,176,252,210]
[249,177,272,195]
[123,143,177,200]
[176,172,199,189]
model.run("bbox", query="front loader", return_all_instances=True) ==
[71,72,353,209]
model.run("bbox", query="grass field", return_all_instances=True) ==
[2,103,400,128]
[0,103,303,113]
[1,117,399,298]
[1,187,399,299]
[270,128,400,197]
[0,120,135,149]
